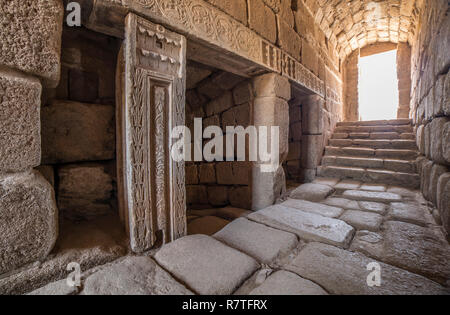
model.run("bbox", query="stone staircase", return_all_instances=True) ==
[318,119,420,189]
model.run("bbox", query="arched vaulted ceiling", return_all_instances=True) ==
[303,0,424,59]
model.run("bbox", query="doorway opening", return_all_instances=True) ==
[358,50,399,121]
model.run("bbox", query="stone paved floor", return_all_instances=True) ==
[29,178,450,295]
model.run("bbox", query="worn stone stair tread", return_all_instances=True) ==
[318,165,420,188]
[247,205,355,248]
[322,156,416,174]
[329,138,417,150]
[325,146,419,159]
[342,190,402,203]
[337,119,412,127]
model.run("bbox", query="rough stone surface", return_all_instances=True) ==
[290,183,335,202]
[339,210,383,231]
[214,218,298,264]
[323,197,360,210]
[58,163,114,221]
[41,101,115,164]
[248,205,354,248]
[0,0,63,86]
[0,69,41,174]
[28,279,79,296]
[0,171,58,275]
[343,190,402,203]
[437,173,450,234]
[387,202,433,227]
[382,221,450,286]
[281,198,344,218]
[82,256,193,295]
[286,242,448,295]
[358,201,387,214]
[334,180,361,191]
[249,270,328,295]
[187,216,230,236]
[154,235,259,295]
[0,216,127,295]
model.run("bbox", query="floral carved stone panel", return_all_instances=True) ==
[117,13,187,253]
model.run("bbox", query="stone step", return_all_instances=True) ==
[335,125,413,134]
[337,119,412,127]
[332,132,415,140]
[317,165,420,189]
[328,139,417,150]
[325,146,419,160]
[322,156,416,174]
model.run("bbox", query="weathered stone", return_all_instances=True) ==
[334,180,361,191]
[252,165,286,210]
[312,177,340,187]
[205,0,248,25]
[229,186,252,210]
[429,163,448,205]
[185,164,199,185]
[437,173,450,234]
[0,0,63,86]
[35,165,55,188]
[339,210,383,231]
[430,117,449,165]
[323,198,360,210]
[207,186,228,207]
[286,242,448,295]
[28,279,79,296]
[302,96,324,134]
[277,19,301,58]
[69,69,98,103]
[360,184,387,192]
[199,163,216,184]
[0,171,58,275]
[248,0,277,43]
[83,256,193,295]
[248,205,354,248]
[41,101,115,164]
[443,122,450,164]
[343,190,402,203]
[252,73,291,101]
[290,183,334,202]
[58,163,114,221]
[214,218,298,264]
[205,91,234,116]
[387,202,434,227]
[154,235,259,295]
[186,185,208,206]
[187,215,230,236]
[0,216,127,295]
[0,69,41,174]
[250,271,328,295]
[281,199,344,218]
[301,135,324,169]
[186,64,212,89]
[358,201,387,214]
[350,230,384,259]
[381,221,450,286]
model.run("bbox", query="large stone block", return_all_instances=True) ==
[302,96,324,135]
[437,173,450,235]
[301,135,324,169]
[252,73,291,101]
[0,171,58,275]
[154,235,259,295]
[248,0,277,43]
[429,163,448,205]
[205,0,248,25]
[277,18,301,59]
[443,121,450,164]
[251,165,286,210]
[57,163,114,221]
[41,100,115,164]
[0,0,63,86]
[430,117,449,165]
[0,69,41,174]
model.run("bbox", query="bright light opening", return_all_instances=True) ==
[358,50,399,121]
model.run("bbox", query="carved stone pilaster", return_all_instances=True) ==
[117,13,187,252]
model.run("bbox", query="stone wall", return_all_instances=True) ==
[185,63,253,210]
[410,0,450,237]
[41,26,120,221]
[0,0,63,275]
